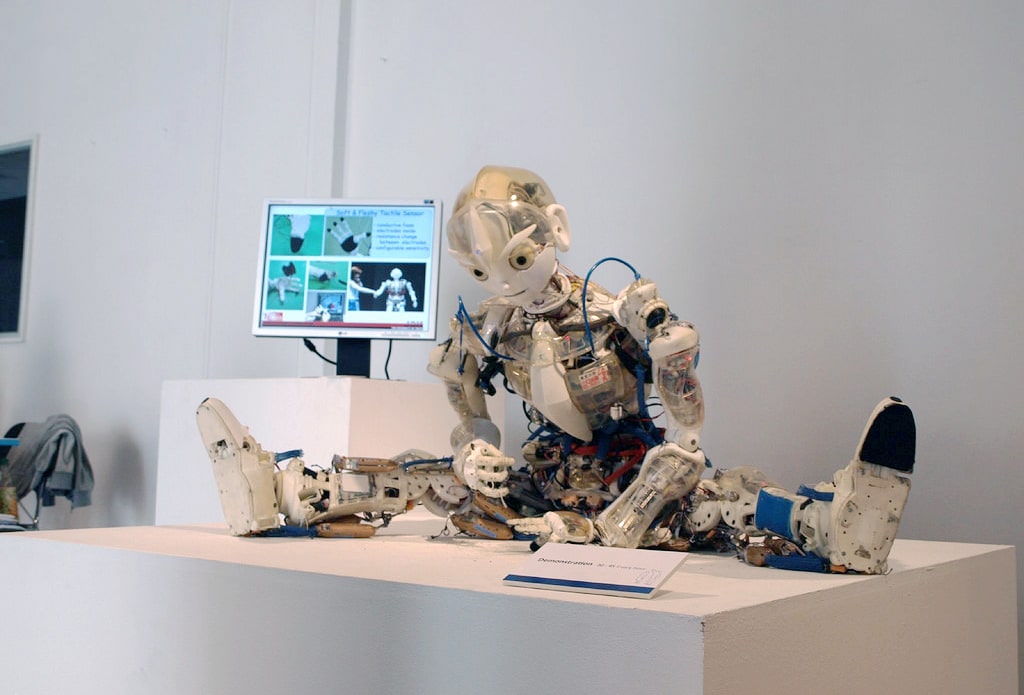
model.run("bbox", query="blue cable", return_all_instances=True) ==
[581,256,640,354]
[258,525,316,538]
[579,257,662,442]
[456,296,514,363]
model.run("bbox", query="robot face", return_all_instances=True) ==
[390,268,402,280]
[447,201,559,306]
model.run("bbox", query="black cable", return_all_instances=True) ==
[302,338,337,366]
[384,340,393,380]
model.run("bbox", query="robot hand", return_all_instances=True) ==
[453,439,514,498]
[510,511,595,546]
[613,278,670,344]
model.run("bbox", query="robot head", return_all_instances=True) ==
[447,166,571,307]
[390,268,403,280]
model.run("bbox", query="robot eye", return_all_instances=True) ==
[508,243,536,271]
[471,268,489,281]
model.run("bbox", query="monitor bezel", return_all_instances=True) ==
[251,197,444,343]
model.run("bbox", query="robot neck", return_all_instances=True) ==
[522,273,572,316]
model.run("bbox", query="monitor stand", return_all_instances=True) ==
[335,338,371,378]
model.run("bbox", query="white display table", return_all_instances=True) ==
[2,514,1016,695]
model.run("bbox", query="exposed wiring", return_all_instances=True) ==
[302,338,394,380]
[456,296,513,362]
[581,257,640,354]
[577,257,659,436]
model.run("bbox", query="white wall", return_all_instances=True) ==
[341,0,1024,686]
[0,0,345,527]
[1,0,1020,687]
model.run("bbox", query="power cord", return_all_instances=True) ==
[302,337,394,380]
[302,338,337,366]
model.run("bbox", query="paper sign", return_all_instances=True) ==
[503,542,687,599]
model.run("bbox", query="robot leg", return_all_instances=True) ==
[196,398,281,536]
[827,396,915,573]
[750,397,915,573]
[678,466,801,557]
[749,484,835,571]
[595,442,704,548]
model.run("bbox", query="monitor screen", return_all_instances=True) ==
[252,198,443,345]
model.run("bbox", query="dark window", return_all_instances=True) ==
[0,141,33,339]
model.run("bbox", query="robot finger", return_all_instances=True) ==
[508,516,550,534]
[476,481,510,499]
[471,465,511,483]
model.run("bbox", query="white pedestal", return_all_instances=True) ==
[2,519,1016,695]
[155,377,504,525]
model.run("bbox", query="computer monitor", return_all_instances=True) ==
[252,198,444,377]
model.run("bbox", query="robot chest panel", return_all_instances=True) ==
[498,313,593,362]
[503,342,638,430]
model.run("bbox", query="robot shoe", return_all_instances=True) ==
[196,398,281,536]
[829,397,915,573]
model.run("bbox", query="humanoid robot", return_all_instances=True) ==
[374,268,418,312]
[268,274,302,303]
[423,166,914,572]
[197,165,915,574]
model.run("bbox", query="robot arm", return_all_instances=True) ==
[427,304,515,498]
[427,338,492,440]
[612,278,670,345]
[591,350,706,549]
[648,323,704,453]
[613,278,704,453]
[407,281,418,309]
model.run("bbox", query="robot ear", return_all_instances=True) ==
[545,204,571,252]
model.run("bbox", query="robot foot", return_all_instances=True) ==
[854,396,916,473]
[196,398,281,536]
[829,397,915,573]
